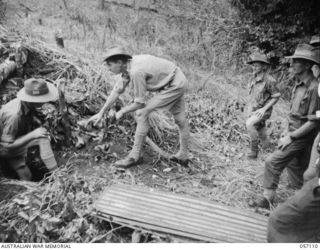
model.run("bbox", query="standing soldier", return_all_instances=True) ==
[246,53,281,159]
[254,44,320,209]
[267,82,320,243]
[88,47,189,168]
[302,36,320,182]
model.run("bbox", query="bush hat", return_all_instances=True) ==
[285,44,320,65]
[17,78,59,103]
[247,53,271,65]
[310,35,320,47]
[103,47,132,62]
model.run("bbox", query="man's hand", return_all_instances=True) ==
[253,108,266,119]
[31,127,50,139]
[115,110,124,120]
[87,112,104,127]
[278,135,293,150]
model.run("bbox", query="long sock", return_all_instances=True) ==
[263,189,275,200]
[39,138,57,171]
[129,133,147,159]
[176,122,189,159]
[129,113,149,159]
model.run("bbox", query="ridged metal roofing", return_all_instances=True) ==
[94,184,268,242]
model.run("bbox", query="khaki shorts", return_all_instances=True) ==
[146,68,186,116]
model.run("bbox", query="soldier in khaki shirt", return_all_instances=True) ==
[303,36,320,183]
[246,53,281,159]
[254,44,320,209]
[88,47,189,168]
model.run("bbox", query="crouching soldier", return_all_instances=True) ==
[88,47,189,168]
[254,44,320,209]
[0,78,59,181]
[246,53,280,158]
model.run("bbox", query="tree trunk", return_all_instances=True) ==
[99,0,105,9]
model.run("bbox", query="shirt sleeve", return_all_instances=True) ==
[307,86,320,116]
[131,71,147,104]
[1,115,19,143]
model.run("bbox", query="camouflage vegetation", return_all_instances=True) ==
[0,0,318,243]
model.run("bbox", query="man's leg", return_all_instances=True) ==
[144,83,186,159]
[4,138,57,175]
[1,144,32,180]
[258,126,271,149]
[8,156,32,181]
[114,108,149,167]
[171,104,189,161]
[304,133,320,183]
[27,138,57,171]
[268,177,320,242]
[257,138,313,208]
[287,144,312,189]
[246,115,261,158]
[15,165,32,181]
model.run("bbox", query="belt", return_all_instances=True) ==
[157,67,178,92]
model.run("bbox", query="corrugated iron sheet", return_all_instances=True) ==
[94,184,268,242]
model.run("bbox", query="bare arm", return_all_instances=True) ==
[263,96,280,111]
[254,96,280,118]
[5,127,49,151]
[88,76,129,125]
[99,89,121,116]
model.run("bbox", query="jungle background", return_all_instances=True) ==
[0,0,319,243]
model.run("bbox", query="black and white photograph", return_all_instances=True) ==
[0,0,319,246]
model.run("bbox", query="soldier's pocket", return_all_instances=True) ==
[298,95,310,115]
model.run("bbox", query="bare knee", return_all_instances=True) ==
[246,117,256,129]
[174,116,187,128]
[135,108,150,122]
[16,165,32,181]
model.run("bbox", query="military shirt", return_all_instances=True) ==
[288,75,320,131]
[0,98,33,144]
[113,55,178,104]
[249,71,280,115]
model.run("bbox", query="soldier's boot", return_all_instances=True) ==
[115,133,145,168]
[170,123,189,166]
[251,189,276,209]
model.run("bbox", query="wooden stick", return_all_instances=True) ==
[57,78,72,146]
[55,33,64,48]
